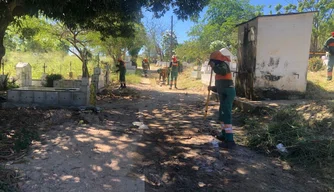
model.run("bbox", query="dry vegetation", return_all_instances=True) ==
[238,101,334,188]
[306,69,334,99]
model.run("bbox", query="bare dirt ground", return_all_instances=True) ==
[1,71,330,192]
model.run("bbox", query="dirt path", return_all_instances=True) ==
[5,72,328,192]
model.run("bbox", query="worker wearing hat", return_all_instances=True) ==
[116,57,127,88]
[324,32,334,81]
[142,58,150,77]
[169,53,179,89]
[208,50,236,149]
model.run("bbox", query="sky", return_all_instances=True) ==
[142,0,298,43]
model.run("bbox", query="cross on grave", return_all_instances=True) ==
[43,63,47,73]
[69,62,73,79]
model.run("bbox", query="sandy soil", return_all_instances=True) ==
[3,72,329,192]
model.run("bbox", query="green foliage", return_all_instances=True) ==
[13,127,40,152]
[308,57,324,72]
[244,107,334,176]
[162,30,178,61]
[89,84,96,106]
[182,0,263,60]
[210,40,226,52]
[45,74,63,87]
[0,74,19,91]
[3,51,87,79]
[4,15,65,53]
[272,0,334,51]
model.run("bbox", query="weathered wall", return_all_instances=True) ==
[235,18,258,100]
[255,13,313,96]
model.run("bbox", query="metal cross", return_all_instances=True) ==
[43,63,47,73]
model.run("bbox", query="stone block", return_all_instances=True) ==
[63,81,71,88]
[81,78,89,86]
[58,92,72,106]
[74,81,81,88]
[53,80,59,88]
[20,91,34,103]
[45,92,58,105]
[7,90,20,102]
[72,92,87,106]
[34,91,46,103]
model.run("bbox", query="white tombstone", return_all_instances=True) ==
[125,61,136,74]
[16,62,32,87]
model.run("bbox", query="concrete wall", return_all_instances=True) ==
[31,80,42,87]
[7,89,87,106]
[7,77,90,107]
[54,80,83,88]
[255,13,314,92]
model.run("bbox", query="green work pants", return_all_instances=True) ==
[119,69,126,82]
[216,85,236,124]
[327,55,334,80]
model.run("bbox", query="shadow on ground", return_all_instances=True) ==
[1,83,329,191]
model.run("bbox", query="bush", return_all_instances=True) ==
[0,74,19,91]
[308,57,323,72]
[44,74,63,87]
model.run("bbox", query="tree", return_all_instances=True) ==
[4,15,67,53]
[186,0,262,58]
[162,30,178,61]
[54,23,101,77]
[127,24,147,64]
[175,40,205,63]
[273,0,334,51]
[143,18,167,61]
[0,0,209,64]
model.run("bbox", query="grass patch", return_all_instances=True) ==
[109,69,142,85]
[175,66,206,91]
[306,70,334,99]
[3,51,111,79]
[242,102,334,183]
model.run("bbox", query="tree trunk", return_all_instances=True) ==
[82,60,89,78]
[0,16,11,63]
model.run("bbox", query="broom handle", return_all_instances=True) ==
[204,68,213,119]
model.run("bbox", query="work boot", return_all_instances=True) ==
[219,141,236,149]
[216,130,225,141]
[123,83,127,88]
[219,131,236,149]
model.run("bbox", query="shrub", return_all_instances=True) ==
[44,74,63,87]
[0,74,19,91]
[308,57,323,72]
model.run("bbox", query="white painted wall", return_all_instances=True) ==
[255,12,314,92]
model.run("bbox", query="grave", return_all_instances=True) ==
[5,78,90,107]
[126,61,136,74]
[3,64,106,108]
[16,62,32,87]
